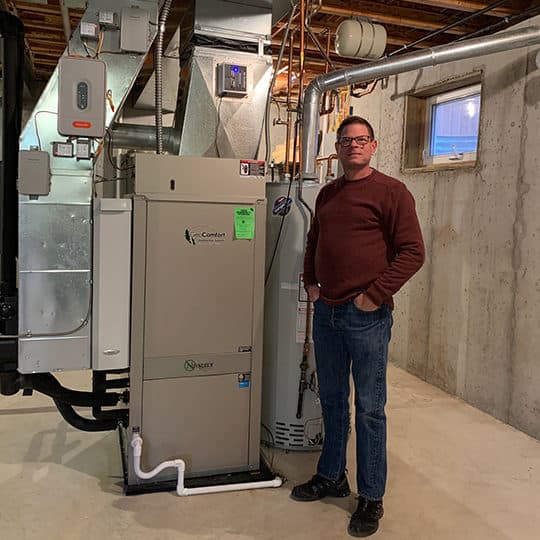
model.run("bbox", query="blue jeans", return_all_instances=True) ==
[313,298,393,501]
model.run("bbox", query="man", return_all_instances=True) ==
[291,116,425,537]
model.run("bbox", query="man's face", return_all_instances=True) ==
[335,123,377,170]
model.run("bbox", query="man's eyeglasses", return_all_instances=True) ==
[338,136,372,147]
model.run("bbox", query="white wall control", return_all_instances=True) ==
[58,56,106,138]
[18,150,51,197]
[80,21,99,39]
[120,7,149,53]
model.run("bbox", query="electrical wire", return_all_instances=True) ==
[215,97,224,158]
[33,110,58,151]
[263,3,298,168]
[105,128,135,172]
[264,173,294,286]
[260,423,276,471]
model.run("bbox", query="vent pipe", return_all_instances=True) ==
[302,25,540,179]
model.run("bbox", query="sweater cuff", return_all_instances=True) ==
[302,274,317,287]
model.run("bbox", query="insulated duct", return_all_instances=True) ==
[302,25,540,179]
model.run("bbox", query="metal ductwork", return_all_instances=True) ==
[17,0,161,374]
[173,0,273,158]
[111,124,180,154]
[302,25,540,179]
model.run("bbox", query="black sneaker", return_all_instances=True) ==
[290,473,350,502]
[348,497,384,537]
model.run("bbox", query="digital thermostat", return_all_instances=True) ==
[58,56,106,138]
[217,63,247,97]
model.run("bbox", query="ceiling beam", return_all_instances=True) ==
[0,0,44,98]
[398,0,517,18]
[316,2,480,35]
[274,28,451,51]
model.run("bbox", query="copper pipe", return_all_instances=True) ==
[316,153,338,179]
[321,31,334,115]
[298,0,306,177]
[284,31,294,177]
[272,9,301,39]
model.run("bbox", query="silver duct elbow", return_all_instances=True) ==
[301,25,540,180]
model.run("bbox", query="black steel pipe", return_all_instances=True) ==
[22,373,122,407]
[0,12,24,372]
[54,400,120,432]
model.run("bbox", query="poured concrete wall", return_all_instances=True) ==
[349,17,540,439]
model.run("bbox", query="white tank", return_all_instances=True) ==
[335,19,387,60]
[263,181,323,451]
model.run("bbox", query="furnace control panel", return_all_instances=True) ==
[217,63,248,97]
[58,56,106,138]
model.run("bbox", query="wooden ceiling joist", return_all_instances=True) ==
[317,3,478,35]
[401,0,518,17]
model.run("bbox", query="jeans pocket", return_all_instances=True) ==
[352,300,383,314]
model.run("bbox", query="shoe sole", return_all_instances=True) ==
[290,489,351,502]
[347,522,379,537]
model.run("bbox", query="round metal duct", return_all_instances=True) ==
[335,19,387,60]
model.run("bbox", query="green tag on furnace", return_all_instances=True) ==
[235,207,255,239]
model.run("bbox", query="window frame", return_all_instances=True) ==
[422,83,482,166]
[401,72,483,173]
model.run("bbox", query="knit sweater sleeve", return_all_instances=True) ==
[364,184,425,305]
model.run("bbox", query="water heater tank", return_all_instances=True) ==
[335,19,387,60]
[263,181,323,451]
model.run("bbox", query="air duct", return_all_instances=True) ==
[302,25,540,179]
[173,0,272,158]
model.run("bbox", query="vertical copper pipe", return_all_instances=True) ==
[284,31,294,177]
[298,0,305,173]
[321,30,332,114]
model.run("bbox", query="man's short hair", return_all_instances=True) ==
[336,116,375,141]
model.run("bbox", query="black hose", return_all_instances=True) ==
[54,399,119,432]
[22,373,121,407]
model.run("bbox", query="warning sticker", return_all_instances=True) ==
[240,160,265,177]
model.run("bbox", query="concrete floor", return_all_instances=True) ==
[1,364,539,540]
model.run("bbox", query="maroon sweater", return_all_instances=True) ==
[303,169,425,308]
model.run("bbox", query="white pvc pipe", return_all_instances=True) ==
[131,433,283,497]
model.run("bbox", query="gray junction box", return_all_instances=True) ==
[126,155,266,486]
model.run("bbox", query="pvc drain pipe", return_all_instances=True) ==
[131,433,283,496]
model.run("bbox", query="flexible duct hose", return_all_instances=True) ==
[155,0,174,154]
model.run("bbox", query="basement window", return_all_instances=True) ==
[402,74,482,171]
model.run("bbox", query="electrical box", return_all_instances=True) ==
[18,150,51,197]
[76,139,92,160]
[98,11,116,27]
[52,141,74,158]
[58,56,106,138]
[217,63,248,97]
[120,7,150,53]
[80,21,99,40]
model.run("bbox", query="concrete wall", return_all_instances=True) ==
[347,18,540,439]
